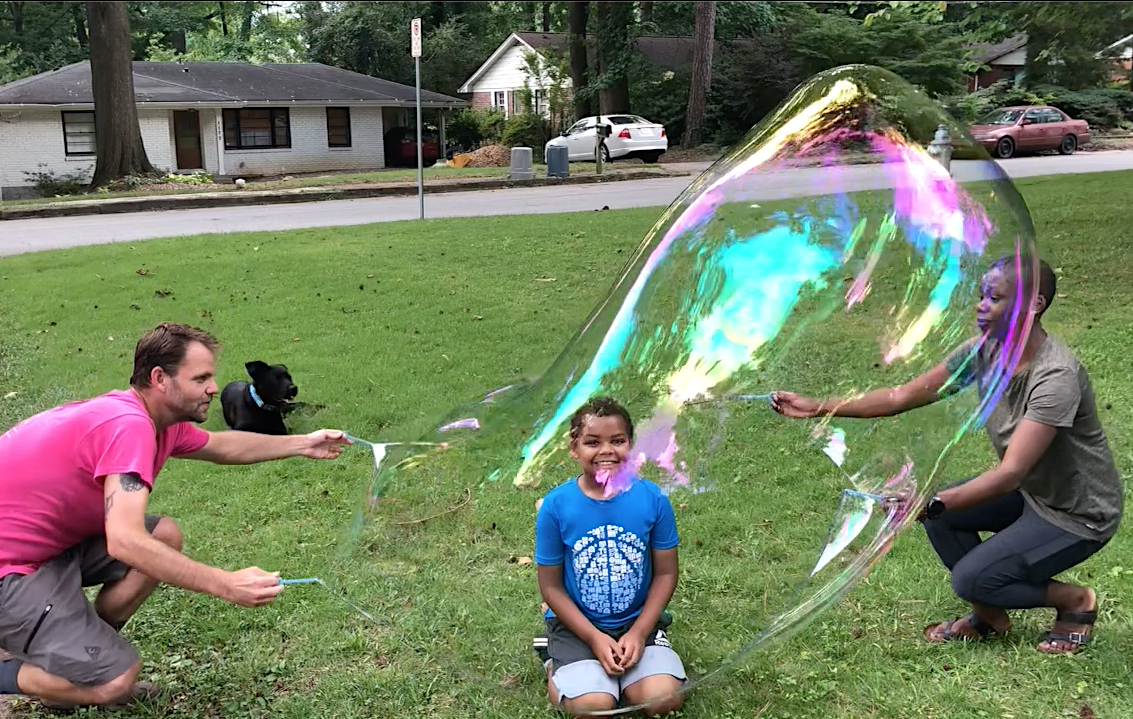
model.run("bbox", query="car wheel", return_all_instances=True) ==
[995,137,1015,159]
[1059,134,1077,155]
[600,143,611,163]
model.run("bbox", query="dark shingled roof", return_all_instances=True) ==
[0,61,467,107]
[515,31,695,71]
[970,34,1028,65]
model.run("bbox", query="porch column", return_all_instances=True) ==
[214,111,226,176]
[439,110,447,160]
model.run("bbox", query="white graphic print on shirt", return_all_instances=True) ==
[572,524,647,615]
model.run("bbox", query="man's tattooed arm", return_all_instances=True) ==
[119,472,146,492]
[105,473,145,515]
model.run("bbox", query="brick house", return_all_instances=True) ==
[968,34,1028,91]
[458,31,694,118]
[0,60,466,196]
[967,33,1133,92]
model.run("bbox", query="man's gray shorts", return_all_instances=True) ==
[546,615,687,702]
[0,514,162,686]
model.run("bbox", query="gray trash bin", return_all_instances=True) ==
[509,147,535,180]
[546,144,569,178]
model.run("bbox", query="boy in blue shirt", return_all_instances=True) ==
[534,397,686,717]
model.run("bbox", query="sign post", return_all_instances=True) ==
[411,17,423,220]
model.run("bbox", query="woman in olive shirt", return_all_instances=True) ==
[772,257,1121,654]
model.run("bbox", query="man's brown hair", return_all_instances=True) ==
[130,322,220,388]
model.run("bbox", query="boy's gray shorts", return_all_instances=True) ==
[0,514,163,686]
[546,615,687,702]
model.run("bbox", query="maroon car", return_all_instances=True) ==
[969,105,1091,159]
[384,127,439,167]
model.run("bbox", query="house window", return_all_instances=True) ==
[533,89,548,116]
[327,107,351,147]
[492,90,507,115]
[222,108,291,149]
[62,111,96,156]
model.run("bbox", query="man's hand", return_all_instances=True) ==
[301,429,349,459]
[616,628,647,671]
[770,391,821,418]
[221,567,285,607]
[589,633,625,676]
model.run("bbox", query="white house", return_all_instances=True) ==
[1101,34,1133,79]
[0,60,467,196]
[458,31,694,117]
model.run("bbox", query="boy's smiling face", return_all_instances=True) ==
[570,414,632,480]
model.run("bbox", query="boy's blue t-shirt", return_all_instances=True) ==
[535,476,679,629]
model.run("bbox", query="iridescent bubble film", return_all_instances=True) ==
[322,65,1038,712]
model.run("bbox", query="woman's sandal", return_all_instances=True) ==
[1038,609,1097,654]
[924,612,1002,642]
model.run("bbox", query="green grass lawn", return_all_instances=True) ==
[0,162,657,207]
[1,170,1132,719]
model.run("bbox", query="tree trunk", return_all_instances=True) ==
[239,0,255,40]
[430,1,446,27]
[640,0,653,26]
[542,1,551,31]
[86,1,156,188]
[169,30,187,54]
[1023,26,1052,86]
[524,1,536,30]
[7,1,23,36]
[218,0,228,35]
[71,3,88,48]
[596,1,631,115]
[568,1,591,120]
[682,0,716,147]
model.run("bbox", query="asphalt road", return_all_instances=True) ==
[2,151,1132,258]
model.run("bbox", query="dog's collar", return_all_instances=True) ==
[248,384,275,411]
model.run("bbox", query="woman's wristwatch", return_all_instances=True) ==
[924,495,947,520]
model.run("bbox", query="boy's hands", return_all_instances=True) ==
[589,633,625,676]
[616,628,647,670]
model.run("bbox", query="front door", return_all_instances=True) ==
[173,110,203,170]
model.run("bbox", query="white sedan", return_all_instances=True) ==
[545,114,668,163]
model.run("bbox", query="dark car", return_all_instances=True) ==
[969,105,1091,159]
[384,127,439,167]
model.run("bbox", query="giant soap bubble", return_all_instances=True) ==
[320,65,1038,712]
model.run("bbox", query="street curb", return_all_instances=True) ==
[0,170,683,221]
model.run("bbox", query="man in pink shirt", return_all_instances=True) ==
[0,322,350,709]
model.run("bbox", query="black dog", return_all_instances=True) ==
[220,361,299,435]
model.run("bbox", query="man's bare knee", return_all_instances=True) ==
[91,662,141,704]
[563,693,617,717]
[153,517,183,552]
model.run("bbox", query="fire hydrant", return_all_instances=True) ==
[927,124,953,173]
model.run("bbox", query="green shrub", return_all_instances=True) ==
[1039,86,1133,130]
[166,170,214,184]
[22,164,90,196]
[501,112,552,162]
[943,81,1133,131]
[941,80,1050,125]
[447,107,506,151]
